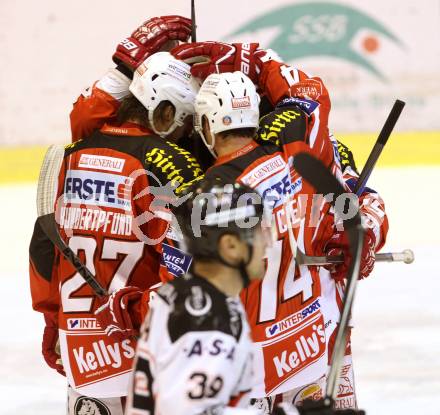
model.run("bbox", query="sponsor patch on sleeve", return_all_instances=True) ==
[161,243,192,277]
[276,97,319,116]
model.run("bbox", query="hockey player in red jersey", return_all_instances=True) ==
[29,51,202,415]
[188,69,387,411]
[172,42,388,409]
[66,19,388,407]
[192,70,335,403]
[127,179,268,415]
[70,15,194,142]
[127,178,366,415]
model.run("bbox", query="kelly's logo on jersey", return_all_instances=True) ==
[227,2,404,80]
[272,322,325,378]
[72,338,135,374]
[64,170,133,211]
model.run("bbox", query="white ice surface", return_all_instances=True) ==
[0,166,439,414]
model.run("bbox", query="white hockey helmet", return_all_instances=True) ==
[129,52,200,137]
[194,71,260,157]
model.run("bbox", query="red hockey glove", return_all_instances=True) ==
[324,228,376,281]
[42,313,65,376]
[113,15,193,71]
[94,286,143,341]
[171,41,261,82]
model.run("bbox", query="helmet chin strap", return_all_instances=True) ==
[200,127,217,158]
[216,244,254,289]
[148,109,181,138]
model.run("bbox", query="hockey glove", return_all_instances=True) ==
[113,15,193,72]
[94,286,143,341]
[324,228,376,281]
[171,41,262,82]
[42,313,65,376]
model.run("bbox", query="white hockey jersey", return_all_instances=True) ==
[126,275,256,415]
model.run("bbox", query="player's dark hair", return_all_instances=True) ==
[217,127,257,140]
[117,96,175,128]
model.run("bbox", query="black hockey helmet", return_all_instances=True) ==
[173,177,265,275]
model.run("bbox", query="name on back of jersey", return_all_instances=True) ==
[64,169,133,211]
[59,206,132,236]
[185,337,236,360]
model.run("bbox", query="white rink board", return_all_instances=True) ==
[0,167,439,414]
[1,0,440,145]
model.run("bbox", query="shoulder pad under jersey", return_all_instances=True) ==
[162,277,243,343]
[256,106,307,147]
[143,139,204,195]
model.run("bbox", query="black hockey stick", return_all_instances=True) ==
[295,99,407,266]
[191,0,197,42]
[354,99,405,195]
[293,152,364,402]
[36,145,107,297]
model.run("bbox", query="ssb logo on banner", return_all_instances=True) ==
[227,2,403,80]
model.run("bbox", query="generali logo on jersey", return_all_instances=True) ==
[79,154,125,173]
[241,155,285,188]
[231,96,251,109]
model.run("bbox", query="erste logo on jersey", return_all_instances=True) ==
[64,170,133,211]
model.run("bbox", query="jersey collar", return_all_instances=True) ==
[213,141,259,167]
[100,122,153,137]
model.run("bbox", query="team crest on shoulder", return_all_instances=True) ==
[185,286,212,316]
[74,396,110,415]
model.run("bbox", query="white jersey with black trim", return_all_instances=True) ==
[126,275,256,415]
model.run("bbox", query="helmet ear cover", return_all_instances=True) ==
[129,52,200,137]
